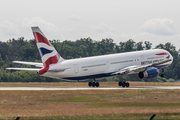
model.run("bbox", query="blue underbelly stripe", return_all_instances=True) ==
[63,72,113,80]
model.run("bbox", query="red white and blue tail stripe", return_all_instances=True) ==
[31,27,64,67]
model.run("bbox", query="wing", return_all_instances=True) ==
[6,61,42,72]
[112,59,172,75]
[6,68,40,71]
[13,61,43,68]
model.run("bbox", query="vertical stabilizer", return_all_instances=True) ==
[31,27,64,67]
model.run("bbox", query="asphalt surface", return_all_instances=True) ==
[0,86,180,90]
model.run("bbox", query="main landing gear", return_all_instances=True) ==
[160,69,165,78]
[118,81,129,87]
[88,79,99,87]
[118,75,129,87]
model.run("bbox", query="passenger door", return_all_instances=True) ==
[74,64,79,73]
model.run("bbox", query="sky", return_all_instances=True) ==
[0,0,180,49]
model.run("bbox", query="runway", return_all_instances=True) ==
[0,86,180,90]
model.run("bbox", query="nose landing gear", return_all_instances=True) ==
[160,69,165,78]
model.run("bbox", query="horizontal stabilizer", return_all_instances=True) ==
[6,68,40,71]
[13,61,43,68]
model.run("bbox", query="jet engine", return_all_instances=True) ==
[138,67,159,79]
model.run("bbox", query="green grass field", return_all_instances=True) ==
[0,82,180,119]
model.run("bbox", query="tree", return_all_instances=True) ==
[144,41,152,50]
[119,39,136,52]
[0,53,4,67]
[136,41,144,50]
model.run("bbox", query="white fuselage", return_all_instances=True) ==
[42,49,173,81]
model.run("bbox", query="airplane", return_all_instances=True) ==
[7,27,173,87]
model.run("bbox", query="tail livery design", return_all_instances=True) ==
[32,27,64,67]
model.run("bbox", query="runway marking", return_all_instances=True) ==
[0,86,180,90]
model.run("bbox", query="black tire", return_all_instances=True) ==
[88,82,92,87]
[122,81,126,87]
[161,74,165,78]
[118,81,122,86]
[92,82,96,87]
[126,82,129,87]
[95,82,99,87]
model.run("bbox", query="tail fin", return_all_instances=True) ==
[31,27,64,67]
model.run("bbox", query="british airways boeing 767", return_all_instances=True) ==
[7,27,173,87]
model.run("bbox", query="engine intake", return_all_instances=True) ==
[138,67,159,79]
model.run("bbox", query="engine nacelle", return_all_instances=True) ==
[138,67,159,79]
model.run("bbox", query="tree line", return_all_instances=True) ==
[0,37,179,82]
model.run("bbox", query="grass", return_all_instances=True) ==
[20,96,33,99]
[74,95,100,98]
[41,98,101,102]
[3,113,180,120]
[39,95,102,102]
[2,100,8,103]
[91,102,180,108]
[1,82,180,119]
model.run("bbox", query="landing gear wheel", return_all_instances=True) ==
[95,82,99,87]
[92,82,96,87]
[88,82,92,87]
[126,82,129,87]
[89,79,100,87]
[122,81,126,87]
[161,69,165,78]
[160,74,165,78]
[118,81,130,87]
[118,81,122,86]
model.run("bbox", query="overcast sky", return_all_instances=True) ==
[0,0,180,49]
